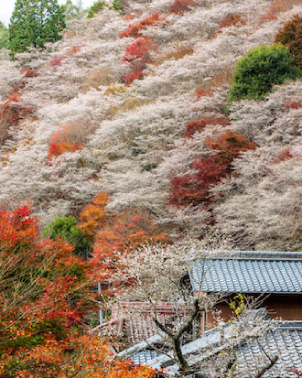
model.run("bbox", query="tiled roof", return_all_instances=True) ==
[117,334,164,365]
[190,251,302,293]
[92,302,187,346]
[125,322,302,377]
[237,323,302,377]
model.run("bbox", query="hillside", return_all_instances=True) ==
[1,0,302,251]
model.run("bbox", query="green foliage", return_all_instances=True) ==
[42,216,90,259]
[228,43,300,101]
[9,0,66,56]
[87,0,107,18]
[112,0,120,11]
[274,15,302,69]
[0,21,9,50]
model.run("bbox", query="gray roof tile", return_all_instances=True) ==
[128,323,302,377]
[237,327,302,377]
[190,256,302,293]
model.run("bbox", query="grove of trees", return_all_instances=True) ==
[9,0,66,55]
[0,0,302,375]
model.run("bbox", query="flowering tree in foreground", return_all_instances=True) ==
[108,238,279,378]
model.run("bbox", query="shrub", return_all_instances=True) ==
[228,43,300,101]
[42,216,91,259]
[21,67,39,78]
[122,38,157,84]
[120,13,162,38]
[284,100,301,109]
[169,131,256,206]
[216,14,245,34]
[184,117,230,137]
[0,94,33,145]
[169,0,196,15]
[87,0,107,18]
[47,122,87,160]
[112,0,120,11]
[274,15,302,69]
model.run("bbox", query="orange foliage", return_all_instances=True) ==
[92,212,167,284]
[270,0,302,13]
[0,205,100,377]
[47,124,83,160]
[78,192,109,239]
[206,130,256,161]
[0,205,155,377]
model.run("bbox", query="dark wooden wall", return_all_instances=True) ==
[203,294,302,331]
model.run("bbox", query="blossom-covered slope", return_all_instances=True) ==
[1,0,302,250]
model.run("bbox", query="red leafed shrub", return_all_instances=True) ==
[216,14,246,34]
[21,66,39,78]
[206,130,256,161]
[169,0,196,15]
[169,131,256,206]
[284,100,302,109]
[48,124,83,160]
[0,91,33,146]
[184,117,230,137]
[120,13,162,38]
[169,156,229,206]
[0,93,33,126]
[274,15,302,69]
[195,87,212,99]
[123,37,157,63]
[122,38,157,84]
[50,55,66,66]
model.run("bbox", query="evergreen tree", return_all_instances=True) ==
[9,0,66,55]
[0,21,9,50]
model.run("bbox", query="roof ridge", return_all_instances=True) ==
[207,251,302,261]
